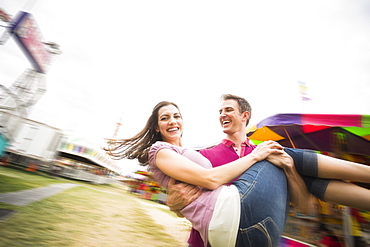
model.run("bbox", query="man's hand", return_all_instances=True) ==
[251,141,285,161]
[266,151,294,170]
[166,178,202,217]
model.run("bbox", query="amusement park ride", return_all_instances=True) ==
[0,8,122,179]
[0,8,61,143]
[112,113,123,140]
[103,113,123,158]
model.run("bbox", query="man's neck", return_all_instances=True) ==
[224,132,247,146]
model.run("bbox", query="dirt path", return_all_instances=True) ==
[137,200,192,247]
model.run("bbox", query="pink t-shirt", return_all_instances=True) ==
[148,141,223,247]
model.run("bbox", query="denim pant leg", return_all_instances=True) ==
[284,148,330,200]
[233,160,289,247]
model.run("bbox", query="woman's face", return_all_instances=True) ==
[157,104,183,146]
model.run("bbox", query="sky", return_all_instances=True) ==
[1,0,370,174]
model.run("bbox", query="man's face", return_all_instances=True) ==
[219,99,248,135]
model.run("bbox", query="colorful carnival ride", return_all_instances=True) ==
[247,113,370,247]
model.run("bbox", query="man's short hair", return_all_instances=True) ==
[220,94,252,116]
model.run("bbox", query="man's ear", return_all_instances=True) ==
[242,111,250,122]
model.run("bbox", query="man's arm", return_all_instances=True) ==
[166,178,202,217]
[267,152,315,215]
[165,149,314,215]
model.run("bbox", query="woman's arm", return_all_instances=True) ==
[156,141,284,190]
[267,152,315,215]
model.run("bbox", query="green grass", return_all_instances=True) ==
[0,166,64,193]
[0,165,184,247]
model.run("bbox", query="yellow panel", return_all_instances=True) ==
[246,125,257,133]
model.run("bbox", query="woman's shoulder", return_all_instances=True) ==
[151,141,180,150]
[148,142,186,168]
[149,141,185,156]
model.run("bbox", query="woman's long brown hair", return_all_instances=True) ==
[103,101,180,165]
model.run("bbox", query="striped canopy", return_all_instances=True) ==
[246,114,370,156]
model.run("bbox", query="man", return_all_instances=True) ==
[166,94,313,247]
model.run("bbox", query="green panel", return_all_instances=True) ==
[343,126,370,137]
[249,139,264,145]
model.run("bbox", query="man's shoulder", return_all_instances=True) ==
[199,141,238,167]
[199,142,230,156]
[200,142,222,151]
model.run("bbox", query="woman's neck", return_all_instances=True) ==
[166,139,182,147]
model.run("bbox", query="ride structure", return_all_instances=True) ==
[0,8,60,161]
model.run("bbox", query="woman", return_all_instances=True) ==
[106,101,370,247]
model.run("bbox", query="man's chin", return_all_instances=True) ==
[222,129,230,134]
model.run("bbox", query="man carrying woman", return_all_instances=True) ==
[166,94,370,246]
[105,95,370,247]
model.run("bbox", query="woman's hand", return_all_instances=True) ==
[251,141,285,161]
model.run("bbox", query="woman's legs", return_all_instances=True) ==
[303,153,370,211]
[323,180,370,211]
[284,148,329,199]
[317,154,370,183]
[233,160,289,247]
[284,148,370,211]
[316,154,370,209]
[285,148,370,183]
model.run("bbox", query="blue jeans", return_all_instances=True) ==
[233,160,289,247]
[233,148,327,247]
[284,148,329,200]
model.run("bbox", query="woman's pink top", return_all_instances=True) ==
[148,141,223,247]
